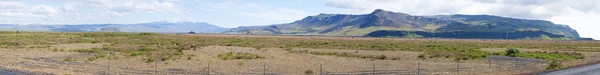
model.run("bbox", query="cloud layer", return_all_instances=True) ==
[0,0,185,24]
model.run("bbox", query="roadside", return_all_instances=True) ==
[541,63,600,75]
[0,67,49,75]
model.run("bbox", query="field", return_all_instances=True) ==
[0,31,600,75]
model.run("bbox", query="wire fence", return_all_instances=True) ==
[0,56,554,75]
[321,57,546,75]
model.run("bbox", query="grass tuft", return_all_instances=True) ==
[217,52,265,60]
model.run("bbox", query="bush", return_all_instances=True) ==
[546,60,564,70]
[143,58,156,63]
[63,57,74,62]
[238,61,245,65]
[506,48,520,57]
[138,32,158,36]
[374,55,387,60]
[418,55,426,59]
[217,52,265,60]
[304,70,314,74]
[130,52,143,57]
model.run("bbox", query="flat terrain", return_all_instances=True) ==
[0,32,599,75]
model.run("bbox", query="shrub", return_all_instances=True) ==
[217,52,265,60]
[138,32,158,36]
[63,57,74,62]
[143,58,156,63]
[130,52,143,57]
[87,57,97,62]
[305,70,314,74]
[0,42,19,46]
[506,48,520,57]
[238,61,245,65]
[546,60,564,70]
[374,55,387,60]
[418,55,426,59]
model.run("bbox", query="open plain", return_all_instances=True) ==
[0,31,599,75]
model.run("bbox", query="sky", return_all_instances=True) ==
[0,0,598,39]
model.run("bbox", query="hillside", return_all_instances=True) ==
[227,9,581,40]
[0,21,229,33]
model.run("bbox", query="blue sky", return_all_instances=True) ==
[0,0,599,39]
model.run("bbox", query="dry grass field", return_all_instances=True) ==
[0,31,599,75]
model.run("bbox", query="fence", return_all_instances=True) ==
[321,57,546,75]
[0,55,554,75]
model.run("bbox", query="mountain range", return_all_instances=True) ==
[0,9,591,40]
[227,9,585,40]
[0,21,229,33]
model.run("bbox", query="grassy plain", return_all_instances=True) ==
[0,31,599,74]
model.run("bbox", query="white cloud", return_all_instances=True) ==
[195,0,310,21]
[548,8,600,39]
[30,5,59,14]
[0,1,25,9]
[326,0,600,39]
[75,0,186,15]
[0,0,186,24]
[0,1,60,23]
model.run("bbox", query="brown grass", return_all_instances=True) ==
[0,31,599,74]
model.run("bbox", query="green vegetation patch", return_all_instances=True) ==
[546,60,564,70]
[310,51,393,60]
[420,48,489,60]
[0,42,20,46]
[514,52,583,61]
[81,32,158,37]
[217,52,264,60]
[73,48,108,62]
[495,48,584,61]
[402,32,424,38]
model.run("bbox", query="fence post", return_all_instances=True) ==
[488,59,491,70]
[372,64,375,75]
[456,60,460,74]
[515,58,518,73]
[417,61,421,75]
[320,64,323,75]
[263,63,266,75]
[514,58,522,74]
[107,50,112,75]
[155,59,158,75]
[68,55,71,70]
[208,63,210,75]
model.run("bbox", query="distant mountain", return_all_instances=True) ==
[99,27,120,32]
[0,21,229,33]
[227,9,581,40]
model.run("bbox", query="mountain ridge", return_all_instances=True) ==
[0,21,229,33]
[227,9,582,40]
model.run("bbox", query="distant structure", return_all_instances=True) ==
[188,31,196,34]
